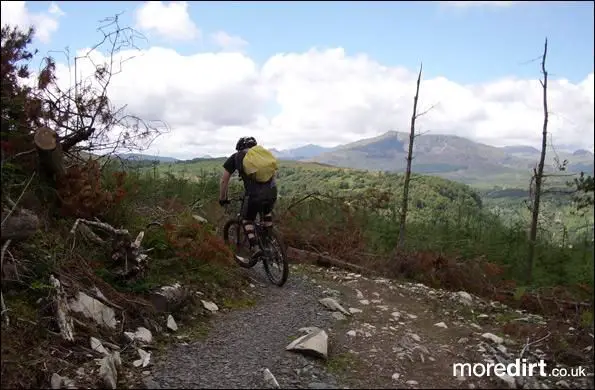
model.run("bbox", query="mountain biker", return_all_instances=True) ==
[219,136,278,260]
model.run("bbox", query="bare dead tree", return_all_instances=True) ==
[31,14,169,183]
[397,63,434,251]
[526,38,549,283]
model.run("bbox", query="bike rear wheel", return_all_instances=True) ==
[223,220,259,269]
[261,229,289,287]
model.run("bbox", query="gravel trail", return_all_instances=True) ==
[150,264,342,389]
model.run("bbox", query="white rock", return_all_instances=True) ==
[434,322,448,329]
[457,291,473,305]
[408,333,421,342]
[355,289,364,299]
[192,214,208,223]
[347,330,357,337]
[348,307,362,314]
[470,323,482,330]
[376,305,389,311]
[359,299,370,305]
[407,314,418,319]
[69,291,117,329]
[201,300,219,312]
[482,332,504,344]
[391,311,401,318]
[392,373,400,381]
[286,327,328,359]
[167,315,178,331]
[51,373,63,389]
[133,348,151,368]
[371,299,382,304]
[263,368,280,388]
[406,380,419,386]
[124,327,153,344]
[332,312,347,320]
[319,297,350,316]
[98,351,121,389]
[90,337,109,355]
[478,314,489,318]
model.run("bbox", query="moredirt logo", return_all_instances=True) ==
[452,358,587,378]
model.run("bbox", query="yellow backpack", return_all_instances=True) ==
[242,145,278,183]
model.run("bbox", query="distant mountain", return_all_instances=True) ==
[271,144,335,160]
[573,149,594,157]
[303,131,594,187]
[118,153,179,163]
[500,145,540,154]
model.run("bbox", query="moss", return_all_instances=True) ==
[325,352,356,374]
[222,296,256,309]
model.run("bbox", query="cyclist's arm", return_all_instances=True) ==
[221,154,236,200]
[220,170,232,200]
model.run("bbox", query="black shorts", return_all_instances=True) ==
[241,186,277,221]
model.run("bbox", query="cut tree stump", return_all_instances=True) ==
[34,126,65,186]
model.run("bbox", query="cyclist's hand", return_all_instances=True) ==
[219,199,230,207]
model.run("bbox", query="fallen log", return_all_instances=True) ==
[287,247,375,276]
[0,207,40,242]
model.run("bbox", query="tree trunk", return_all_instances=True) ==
[397,64,423,251]
[527,38,549,284]
[34,126,65,184]
[34,126,65,208]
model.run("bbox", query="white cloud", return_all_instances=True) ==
[0,1,65,43]
[46,45,594,160]
[211,31,248,51]
[135,1,199,41]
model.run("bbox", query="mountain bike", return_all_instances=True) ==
[222,196,289,287]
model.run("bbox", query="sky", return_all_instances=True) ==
[1,0,593,159]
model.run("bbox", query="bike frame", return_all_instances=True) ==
[228,195,268,247]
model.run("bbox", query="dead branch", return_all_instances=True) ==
[415,103,438,119]
[397,62,424,251]
[526,38,549,283]
[70,218,130,237]
[520,332,551,359]
[48,274,75,341]
[1,239,12,326]
[69,218,149,280]
[1,172,36,228]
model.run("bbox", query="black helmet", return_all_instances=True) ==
[235,136,257,151]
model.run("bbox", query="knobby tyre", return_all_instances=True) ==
[262,229,289,287]
[223,219,259,269]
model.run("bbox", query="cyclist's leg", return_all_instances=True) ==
[241,195,261,258]
[261,186,278,235]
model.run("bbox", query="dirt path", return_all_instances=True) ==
[149,263,594,389]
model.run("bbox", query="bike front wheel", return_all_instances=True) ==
[261,229,289,287]
[223,220,259,269]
